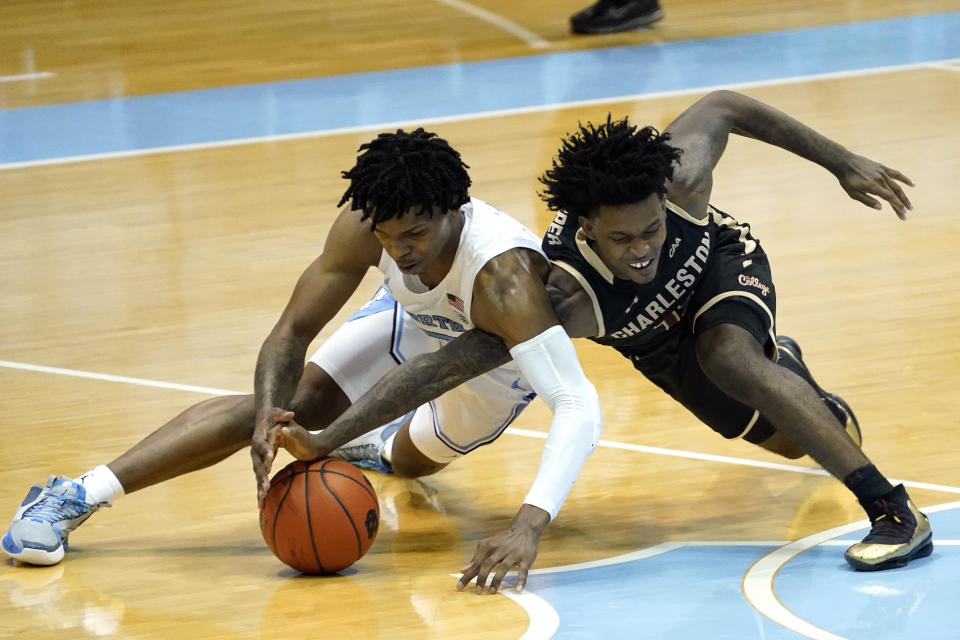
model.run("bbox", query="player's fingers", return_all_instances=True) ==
[874,183,907,220]
[848,190,882,211]
[475,558,499,594]
[457,564,479,591]
[457,547,485,590]
[488,560,515,594]
[884,176,913,215]
[516,566,529,593]
[885,167,915,187]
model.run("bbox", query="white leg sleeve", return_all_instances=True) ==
[509,325,603,520]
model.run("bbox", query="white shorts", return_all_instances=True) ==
[308,286,535,463]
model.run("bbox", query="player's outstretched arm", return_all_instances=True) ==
[457,249,603,594]
[274,260,605,460]
[274,328,513,461]
[252,207,381,504]
[664,90,914,219]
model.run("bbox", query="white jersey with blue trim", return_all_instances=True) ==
[377,197,545,347]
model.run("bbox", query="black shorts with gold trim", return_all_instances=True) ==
[617,225,778,444]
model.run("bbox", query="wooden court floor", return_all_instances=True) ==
[2,2,960,639]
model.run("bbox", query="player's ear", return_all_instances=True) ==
[578,216,596,240]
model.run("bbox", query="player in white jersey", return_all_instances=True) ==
[2,129,602,594]
[304,197,545,465]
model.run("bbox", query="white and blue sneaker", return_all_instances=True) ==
[328,418,407,474]
[2,476,106,566]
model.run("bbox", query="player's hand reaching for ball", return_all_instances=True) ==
[273,422,328,463]
[252,407,295,508]
[834,153,914,220]
[457,504,550,595]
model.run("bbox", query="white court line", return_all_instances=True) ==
[3,357,960,496]
[0,71,55,83]
[500,590,560,640]
[743,499,960,640]
[3,56,959,172]
[429,0,549,49]
[507,426,960,495]
[0,359,243,397]
[928,61,960,72]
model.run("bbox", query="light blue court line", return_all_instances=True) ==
[1,12,959,167]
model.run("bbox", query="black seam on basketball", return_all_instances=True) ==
[303,468,327,574]
[320,468,364,557]
[269,475,296,550]
[307,468,377,501]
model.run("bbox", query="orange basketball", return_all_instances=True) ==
[260,458,380,574]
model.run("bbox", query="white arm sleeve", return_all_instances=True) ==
[508,324,603,520]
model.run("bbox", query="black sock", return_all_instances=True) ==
[843,464,895,504]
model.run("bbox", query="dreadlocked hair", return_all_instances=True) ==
[338,128,471,229]
[539,116,682,219]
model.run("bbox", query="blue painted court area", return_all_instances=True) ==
[776,508,960,639]
[523,506,957,639]
[2,12,960,166]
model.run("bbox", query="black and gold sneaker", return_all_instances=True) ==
[844,484,933,571]
[775,336,862,447]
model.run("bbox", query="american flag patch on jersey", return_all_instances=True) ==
[447,293,465,314]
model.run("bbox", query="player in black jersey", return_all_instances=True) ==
[277,90,930,582]
[535,91,930,571]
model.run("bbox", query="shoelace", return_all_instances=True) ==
[24,492,92,523]
[865,498,911,541]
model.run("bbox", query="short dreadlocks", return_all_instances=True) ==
[338,128,471,229]
[539,116,682,219]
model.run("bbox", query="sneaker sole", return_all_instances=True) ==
[572,8,664,34]
[844,534,934,571]
[1,532,65,566]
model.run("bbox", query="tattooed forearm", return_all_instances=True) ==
[254,332,309,414]
[315,329,511,451]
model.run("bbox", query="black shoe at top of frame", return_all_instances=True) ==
[570,0,664,34]
[844,484,933,571]
[775,335,862,447]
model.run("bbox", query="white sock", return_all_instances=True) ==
[77,465,126,505]
[381,433,397,464]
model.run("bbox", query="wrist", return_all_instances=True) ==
[512,504,551,535]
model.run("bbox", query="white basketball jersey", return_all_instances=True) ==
[378,197,544,345]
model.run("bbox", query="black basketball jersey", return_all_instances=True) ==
[542,201,752,351]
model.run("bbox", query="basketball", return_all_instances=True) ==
[260,458,380,574]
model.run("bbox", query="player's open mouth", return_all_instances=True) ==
[629,258,654,270]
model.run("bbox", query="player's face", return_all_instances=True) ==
[372,207,464,286]
[580,194,667,285]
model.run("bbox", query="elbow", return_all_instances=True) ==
[703,89,740,107]
[550,383,604,447]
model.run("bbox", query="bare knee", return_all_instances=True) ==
[288,363,352,429]
[695,324,768,403]
[390,425,448,478]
